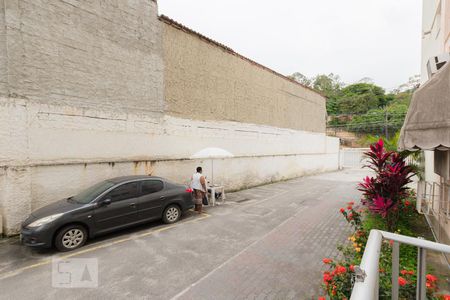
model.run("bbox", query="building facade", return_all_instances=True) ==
[421,0,450,183]
[411,0,450,245]
[0,1,339,235]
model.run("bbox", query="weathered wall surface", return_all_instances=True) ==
[0,0,165,234]
[2,0,163,112]
[0,97,339,234]
[162,17,326,133]
[0,2,338,235]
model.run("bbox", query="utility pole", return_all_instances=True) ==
[384,108,389,140]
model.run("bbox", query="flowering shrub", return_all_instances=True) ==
[358,139,415,231]
[319,141,450,300]
[321,257,353,299]
[320,204,449,299]
[340,201,362,230]
[318,140,449,299]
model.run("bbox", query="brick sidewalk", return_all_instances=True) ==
[174,171,363,300]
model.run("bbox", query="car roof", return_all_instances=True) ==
[107,175,166,184]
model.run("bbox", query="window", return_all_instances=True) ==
[72,180,115,204]
[141,180,164,195]
[106,182,139,202]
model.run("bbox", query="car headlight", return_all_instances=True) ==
[27,213,63,228]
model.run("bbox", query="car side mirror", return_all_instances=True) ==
[100,198,111,206]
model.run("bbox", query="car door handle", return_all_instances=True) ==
[129,203,136,208]
[160,196,165,200]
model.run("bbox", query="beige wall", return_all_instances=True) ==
[162,17,326,133]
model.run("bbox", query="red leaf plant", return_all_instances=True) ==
[358,139,416,231]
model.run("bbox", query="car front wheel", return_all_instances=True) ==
[163,205,181,224]
[55,225,87,252]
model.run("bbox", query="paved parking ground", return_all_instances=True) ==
[0,169,366,299]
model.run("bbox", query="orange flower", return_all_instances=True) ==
[347,201,355,205]
[349,265,355,272]
[442,295,450,300]
[335,265,346,274]
[318,297,326,300]
[323,272,333,284]
[426,274,438,283]
[398,277,408,286]
[340,208,345,213]
[405,200,411,206]
[400,269,414,276]
[347,205,353,210]
[322,258,332,264]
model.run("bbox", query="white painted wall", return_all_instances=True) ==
[0,97,339,234]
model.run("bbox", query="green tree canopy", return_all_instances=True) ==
[312,73,343,115]
[337,83,386,114]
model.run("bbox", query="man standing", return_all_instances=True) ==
[191,166,208,213]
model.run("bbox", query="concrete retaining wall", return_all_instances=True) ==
[0,97,338,234]
[0,151,338,235]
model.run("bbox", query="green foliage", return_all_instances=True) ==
[346,98,410,135]
[337,83,386,114]
[289,71,418,136]
[289,72,343,115]
[363,131,401,152]
[312,73,343,115]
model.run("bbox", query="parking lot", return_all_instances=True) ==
[0,169,365,299]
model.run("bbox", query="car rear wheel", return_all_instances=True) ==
[55,225,87,252]
[162,205,181,224]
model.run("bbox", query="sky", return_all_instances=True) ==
[158,0,422,91]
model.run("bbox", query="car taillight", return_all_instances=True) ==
[186,188,193,193]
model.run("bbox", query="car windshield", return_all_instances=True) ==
[71,180,116,204]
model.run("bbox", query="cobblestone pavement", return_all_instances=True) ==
[0,169,366,299]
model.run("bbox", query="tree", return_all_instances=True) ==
[357,77,374,84]
[312,73,343,115]
[337,83,386,114]
[289,72,312,87]
[392,75,420,94]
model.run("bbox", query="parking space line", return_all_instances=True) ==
[0,213,210,281]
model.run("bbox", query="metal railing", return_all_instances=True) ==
[350,230,450,300]
[417,180,450,220]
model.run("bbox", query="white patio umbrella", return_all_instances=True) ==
[190,147,234,185]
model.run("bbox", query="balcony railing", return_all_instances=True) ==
[350,230,450,300]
